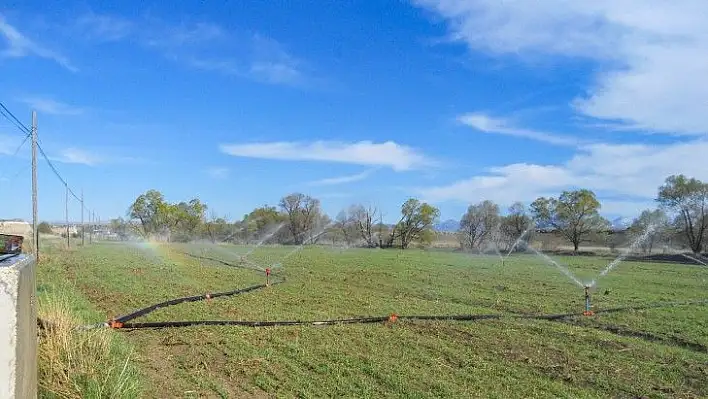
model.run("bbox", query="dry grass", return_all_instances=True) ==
[38,292,141,398]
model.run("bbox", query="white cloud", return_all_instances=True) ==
[308,169,375,186]
[207,167,229,179]
[0,14,76,72]
[220,141,432,171]
[19,97,84,116]
[414,0,708,135]
[419,139,708,218]
[458,113,581,146]
[56,148,103,166]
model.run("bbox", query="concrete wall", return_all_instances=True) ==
[0,255,37,399]
[0,221,32,238]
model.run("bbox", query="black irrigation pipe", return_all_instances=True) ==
[86,251,286,328]
[109,281,282,326]
[113,300,708,331]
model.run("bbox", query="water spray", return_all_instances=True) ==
[583,286,594,316]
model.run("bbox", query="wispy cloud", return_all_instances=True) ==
[74,12,133,42]
[207,167,229,179]
[0,14,76,72]
[458,112,582,147]
[414,0,708,136]
[308,169,376,186]
[419,137,708,218]
[49,146,145,166]
[220,141,433,171]
[71,12,309,87]
[55,148,103,166]
[19,97,84,116]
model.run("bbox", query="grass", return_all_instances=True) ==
[38,241,708,398]
[36,246,142,399]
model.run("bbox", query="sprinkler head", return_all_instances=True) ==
[583,286,594,316]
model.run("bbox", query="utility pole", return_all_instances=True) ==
[31,110,38,261]
[65,184,70,249]
[89,211,93,244]
[81,190,85,246]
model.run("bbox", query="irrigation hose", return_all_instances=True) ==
[105,300,708,330]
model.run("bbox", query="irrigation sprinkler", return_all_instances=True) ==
[583,286,594,316]
[265,268,271,286]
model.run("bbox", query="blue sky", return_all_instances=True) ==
[1,1,707,224]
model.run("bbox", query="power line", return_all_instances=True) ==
[1,100,96,236]
[0,101,31,134]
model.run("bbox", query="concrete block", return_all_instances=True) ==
[0,254,37,399]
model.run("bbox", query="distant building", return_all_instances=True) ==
[51,225,79,236]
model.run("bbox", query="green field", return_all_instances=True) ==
[38,242,708,398]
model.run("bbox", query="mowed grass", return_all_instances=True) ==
[38,242,708,398]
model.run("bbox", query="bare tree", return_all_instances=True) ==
[350,204,379,247]
[498,202,534,252]
[279,193,322,245]
[458,200,500,251]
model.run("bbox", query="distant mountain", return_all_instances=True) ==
[435,219,459,232]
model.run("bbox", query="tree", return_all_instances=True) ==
[279,193,322,245]
[128,189,167,238]
[37,222,53,234]
[127,190,208,241]
[656,174,708,254]
[350,204,379,247]
[531,189,609,253]
[499,202,534,252]
[242,205,288,244]
[458,200,500,251]
[203,211,231,243]
[109,217,130,240]
[394,198,440,249]
[333,210,355,245]
[628,209,669,254]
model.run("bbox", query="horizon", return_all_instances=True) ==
[2,1,707,224]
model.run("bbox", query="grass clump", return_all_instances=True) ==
[36,245,142,399]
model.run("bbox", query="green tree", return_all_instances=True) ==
[37,221,53,234]
[656,174,708,254]
[128,189,167,237]
[203,212,232,243]
[393,198,440,249]
[531,189,609,253]
[458,200,500,250]
[243,205,288,243]
[127,190,207,241]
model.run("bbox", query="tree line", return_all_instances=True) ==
[457,174,707,254]
[111,174,707,254]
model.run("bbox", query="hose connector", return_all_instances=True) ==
[108,319,124,329]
